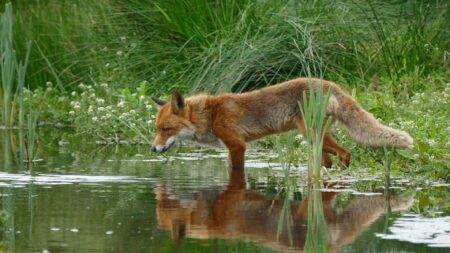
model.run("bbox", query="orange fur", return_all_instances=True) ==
[151,77,413,173]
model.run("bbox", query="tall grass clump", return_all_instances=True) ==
[5,0,447,95]
[300,81,333,179]
[0,3,31,129]
[0,2,15,128]
[118,0,330,93]
[3,0,123,88]
[353,0,449,93]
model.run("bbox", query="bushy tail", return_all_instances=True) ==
[327,85,413,149]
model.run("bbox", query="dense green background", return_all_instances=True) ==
[0,0,448,180]
[3,0,448,93]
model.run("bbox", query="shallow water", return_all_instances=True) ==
[0,132,449,253]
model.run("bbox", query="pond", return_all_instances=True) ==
[0,131,449,253]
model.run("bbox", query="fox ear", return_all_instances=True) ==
[171,91,185,114]
[151,96,167,107]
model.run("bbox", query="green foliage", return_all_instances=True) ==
[0,3,14,128]
[26,81,157,143]
[1,0,119,88]
[4,0,448,93]
[300,81,333,179]
[0,3,32,128]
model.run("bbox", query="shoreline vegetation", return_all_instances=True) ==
[0,1,448,181]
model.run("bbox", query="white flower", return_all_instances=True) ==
[147,120,153,124]
[145,104,152,110]
[69,111,75,116]
[98,107,105,112]
[78,83,86,90]
[139,95,146,102]
[88,106,94,114]
[117,101,125,108]
[116,50,123,56]
[71,91,77,96]
[92,117,98,122]
[118,112,129,120]
[71,101,81,110]
[96,98,105,104]
[129,110,136,114]
[100,83,108,88]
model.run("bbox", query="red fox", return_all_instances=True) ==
[151,77,413,171]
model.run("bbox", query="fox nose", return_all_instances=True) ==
[151,145,166,153]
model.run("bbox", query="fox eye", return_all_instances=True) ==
[162,127,171,132]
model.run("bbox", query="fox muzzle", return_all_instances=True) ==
[151,145,168,153]
[151,136,176,153]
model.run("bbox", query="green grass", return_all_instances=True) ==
[3,0,447,92]
[0,3,31,128]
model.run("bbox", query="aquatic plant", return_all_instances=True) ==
[0,3,16,128]
[300,81,333,179]
[0,3,31,129]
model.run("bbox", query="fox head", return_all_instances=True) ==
[151,92,195,153]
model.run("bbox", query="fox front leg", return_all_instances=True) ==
[225,145,247,189]
[212,126,246,173]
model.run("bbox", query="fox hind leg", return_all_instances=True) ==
[295,118,350,168]
[322,152,333,168]
[323,132,351,168]
[295,118,334,168]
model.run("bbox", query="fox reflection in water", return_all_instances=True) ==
[154,175,413,252]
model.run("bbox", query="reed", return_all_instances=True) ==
[300,81,333,179]
[0,3,31,129]
[0,3,15,128]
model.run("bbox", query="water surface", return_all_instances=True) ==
[0,132,449,253]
